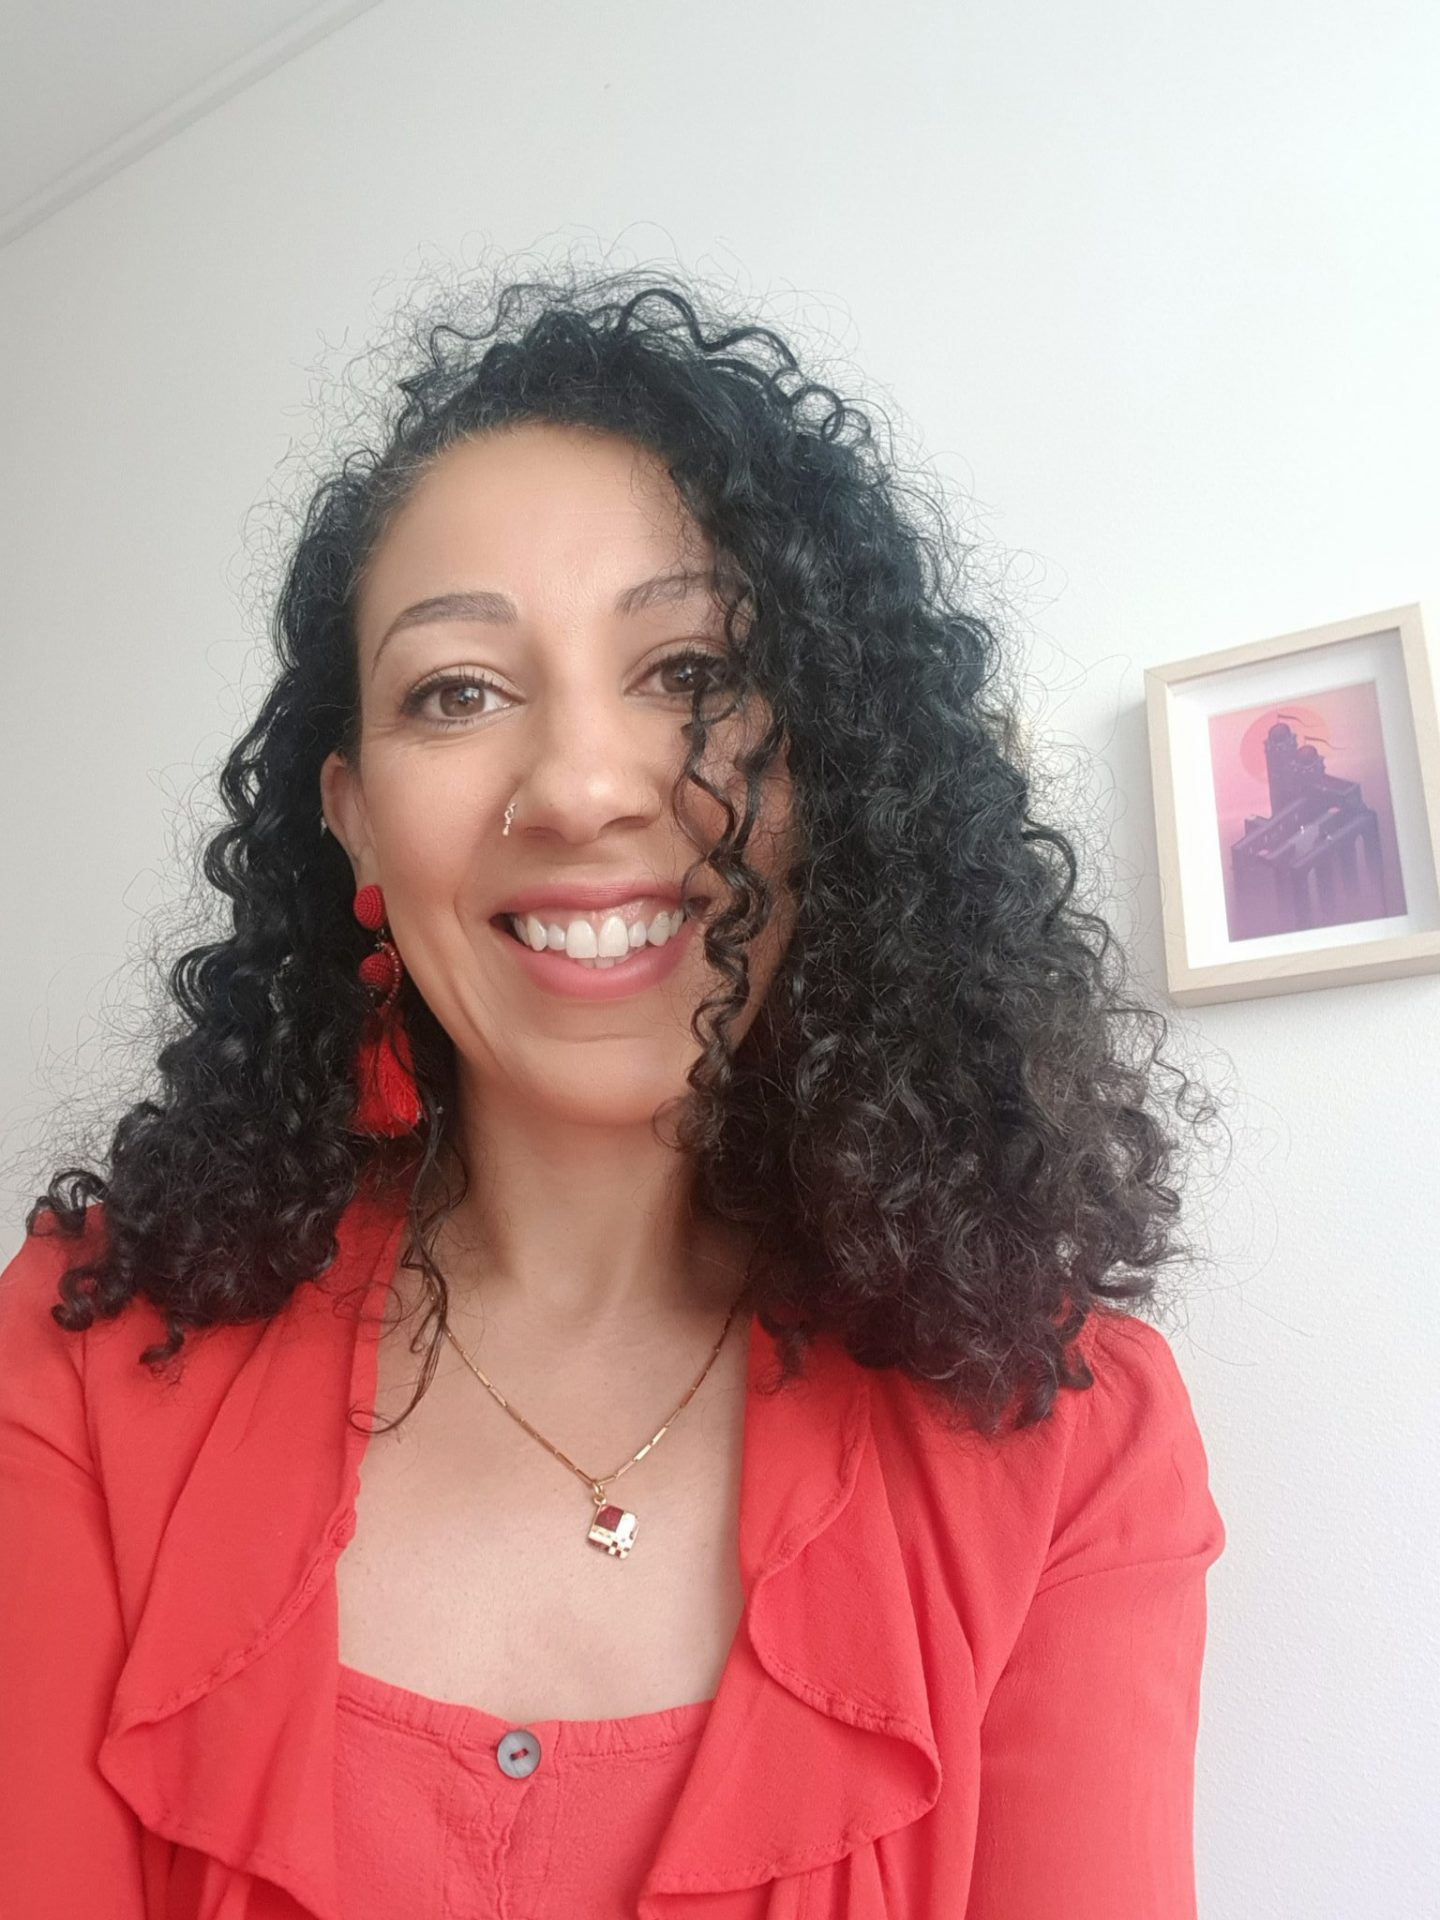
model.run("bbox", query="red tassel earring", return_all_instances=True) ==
[351,883,424,1136]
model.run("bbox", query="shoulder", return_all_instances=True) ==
[1036,1307,1226,1583]
[866,1307,1226,1606]
[0,1201,204,1403]
[1064,1306,1216,1477]
[0,1193,398,1618]
[0,1210,102,1447]
[0,1201,338,1493]
[1052,1305,1221,1559]
[869,1306,1211,1471]
[0,1205,99,1312]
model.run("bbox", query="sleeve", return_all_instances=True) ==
[0,1222,151,1919]
[964,1312,1227,1920]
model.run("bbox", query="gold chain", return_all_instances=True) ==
[440,1290,751,1507]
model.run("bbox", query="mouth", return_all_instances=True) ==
[488,895,708,954]
[491,898,706,944]
[485,899,705,999]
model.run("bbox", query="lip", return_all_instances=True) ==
[490,910,700,1002]
[493,878,704,916]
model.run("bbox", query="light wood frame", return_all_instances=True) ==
[1144,603,1440,1006]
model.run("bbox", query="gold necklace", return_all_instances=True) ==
[440,1291,751,1559]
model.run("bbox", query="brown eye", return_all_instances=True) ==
[654,649,734,708]
[401,673,500,727]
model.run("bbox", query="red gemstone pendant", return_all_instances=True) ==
[587,1502,638,1558]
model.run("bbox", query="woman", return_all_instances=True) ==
[0,265,1226,1919]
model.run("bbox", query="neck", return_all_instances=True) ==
[411,1135,753,1348]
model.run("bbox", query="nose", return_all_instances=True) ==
[499,685,683,844]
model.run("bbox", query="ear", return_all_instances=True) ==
[319,749,374,883]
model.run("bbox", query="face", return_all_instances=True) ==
[320,421,796,1133]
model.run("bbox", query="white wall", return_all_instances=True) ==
[2,2,1436,1912]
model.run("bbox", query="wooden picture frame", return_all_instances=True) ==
[1144,603,1440,1006]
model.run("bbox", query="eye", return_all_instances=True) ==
[400,671,498,728]
[651,646,736,704]
[401,649,735,731]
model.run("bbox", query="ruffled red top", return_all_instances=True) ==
[0,1179,1226,1918]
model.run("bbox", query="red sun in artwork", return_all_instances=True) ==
[1236,703,1337,787]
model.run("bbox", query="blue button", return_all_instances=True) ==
[496,1728,542,1778]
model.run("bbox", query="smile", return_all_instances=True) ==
[498,901,692,967]
[488,907,701,1002]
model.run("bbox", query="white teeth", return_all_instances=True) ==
[508,906,687,967]
[595,906,629,952]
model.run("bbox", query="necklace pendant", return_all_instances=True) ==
[587,1499,638,1558]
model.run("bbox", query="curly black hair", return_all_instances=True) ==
[26,256,1220,1439]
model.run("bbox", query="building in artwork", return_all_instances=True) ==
[1230,717,1385,933]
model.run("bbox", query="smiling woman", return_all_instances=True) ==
[1,260,1226,1920]
[320,421,796,1079]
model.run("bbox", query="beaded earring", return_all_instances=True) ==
[350,883,424,1135]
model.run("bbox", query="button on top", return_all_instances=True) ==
[496,1728,542,1778]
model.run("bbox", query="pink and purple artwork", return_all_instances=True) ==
[1208,680,1407,942]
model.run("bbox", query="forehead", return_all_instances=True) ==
[362,423,703,598]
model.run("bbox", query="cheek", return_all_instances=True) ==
[367,765,488,876]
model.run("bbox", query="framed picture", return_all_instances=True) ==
[1144,603,1440,1006]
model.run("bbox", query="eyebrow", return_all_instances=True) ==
[370,567,718,673]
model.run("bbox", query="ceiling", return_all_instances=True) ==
[0,0,380,248]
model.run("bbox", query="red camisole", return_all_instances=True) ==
[333,1661,715,1918]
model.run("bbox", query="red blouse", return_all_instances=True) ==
[0,1178,1227,1918]
[334,1662,712,1918]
